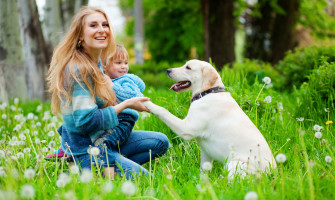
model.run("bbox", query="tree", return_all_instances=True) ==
[0,0,26,103]
[17,0,50,100]
[202,0,236,70]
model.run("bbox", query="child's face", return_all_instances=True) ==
[105,59,129,79]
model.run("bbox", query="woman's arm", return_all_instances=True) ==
[114,96,150,114]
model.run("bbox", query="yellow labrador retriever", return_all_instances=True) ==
[143,59,276,179]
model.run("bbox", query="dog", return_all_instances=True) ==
[143,59,276,179]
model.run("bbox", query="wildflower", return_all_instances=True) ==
[265,83,273,89]
[141,112,151,119]
[314,132,322,139]
[64,190,76,200]
[296,117,304,122]
[35,138,40,144]
[48,131,55,137]
[42,147,48,153]
[17,152,24,159]
[121,181,136,196]
[324,108,329,112]
[264,96,272,103]
[0,150,5,158]
[56,179,66,188]
[196,184,204,192]
[262,77,271,84]
[313,125,323,131]
[325,156,332,163]
[286,138,291,142]
[309,160,315,168]
[275,153,287,163]
[41,140,47,144]
[24,168,36,179]
[69,165,79,174]
[33,131,38,135]
[14,98,19,105]
[103,182,114,193]
[58,173,71,186]
[80,169,93,183]
[1,114,6,120]
[89,147,100,156]
[36,105,42,112]
[13,124,22,132]
[278,102,283,110]
[10,106,16,111]
[326,121,333,125]
[27,113,34,120]
[48,141,56,148]
[20,184,35,199]
[166,174,172,180]
[36,122,41,127]
[10,156,18,161]
[202,161,213,171]
[51,116,58,123]
[19,134,26,141]
[0,167,6,177]
[244,191,258,200]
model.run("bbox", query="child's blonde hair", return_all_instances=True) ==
[104,44,128,69]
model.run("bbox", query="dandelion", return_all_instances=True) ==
[19,134,26,141]
[314,132,322,139]
[89,147,100,156]
[80,169,93,183]
[33,131,38,135]
[264,96,272,103]
[325,156,332,163]
[0,150,5,158]
[265,83,273,89]
[41,140,47,144]
[286,138,291,142]
[10,156,18,161]
[36,105,42,112]
[296,117,304,122]
[56,179,66,188]
[278,102,283,110]
[324,108,329,112]
[57,173,71,187]
[141,112,151,119]
[51,116,58,123]
[24,168,35,179]
[20,184,35,199]
[275,153,287,163]
[42,147,48,153]
[121,181,136,196]
[326,121,333,125]
[103,182,114,193]
[64,190,76,200]
[244,191,258,200]
[1,114,7,120]
[48,141,56,148]
[313,125,323,131]
[10,105,16,111]
[14,98,19,105]
[27,113,34,120]
[36,122,41,127]
[166,174,172,180]
[202,161,213,171]
[17,152,24,159]
[35,138,40,144]
[69,165,79,174]
[262,77,271,84]
[0,167,7,177]
[48,131,55,137]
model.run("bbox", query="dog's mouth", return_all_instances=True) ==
[170,81,191,92]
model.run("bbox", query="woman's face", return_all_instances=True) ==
[80,12,110,56]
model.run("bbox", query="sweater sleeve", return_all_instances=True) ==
[112,74,145,102]
[71,80,119,135]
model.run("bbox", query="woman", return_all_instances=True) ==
[47,6,169,179]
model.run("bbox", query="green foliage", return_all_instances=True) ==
[276,45,335,91]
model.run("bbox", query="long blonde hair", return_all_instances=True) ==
[48,6,116,114]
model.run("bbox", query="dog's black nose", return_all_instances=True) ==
[167,69,172,74]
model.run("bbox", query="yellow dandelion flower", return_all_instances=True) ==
[326,121,333,125]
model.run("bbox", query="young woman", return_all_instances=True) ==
[47,6,169,179]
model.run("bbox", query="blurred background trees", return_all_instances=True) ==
[0,0,334,102]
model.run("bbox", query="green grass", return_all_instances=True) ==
[0,69,334,199]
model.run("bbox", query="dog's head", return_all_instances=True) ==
[167,59,224,94]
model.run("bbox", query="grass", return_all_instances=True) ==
[0,69,334,200]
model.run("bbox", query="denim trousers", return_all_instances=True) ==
[73,130,169,179]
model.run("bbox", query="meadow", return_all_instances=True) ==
[0,62,334,200]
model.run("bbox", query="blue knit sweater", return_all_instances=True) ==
[112,74,145,121]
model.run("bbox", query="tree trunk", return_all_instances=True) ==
[43,0,63,48]
[206,0,235,70]
[17,0,50,101]
[0,0,25,103]
[61,0,88,32]
[270,0,300,64]
[244,1,274,61]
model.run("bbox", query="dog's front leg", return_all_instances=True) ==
[200,150,213,173]
[143,101,194,140]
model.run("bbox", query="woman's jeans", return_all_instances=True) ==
[73,131,169,179]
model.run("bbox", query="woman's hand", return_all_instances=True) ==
[114,97,150,114]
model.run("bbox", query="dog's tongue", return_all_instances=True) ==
[170,81,186,91]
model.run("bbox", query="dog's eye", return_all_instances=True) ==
[186,66,191,70]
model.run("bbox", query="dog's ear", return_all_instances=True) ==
[201,65,218,91]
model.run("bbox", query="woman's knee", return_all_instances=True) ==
[153,132,170,155]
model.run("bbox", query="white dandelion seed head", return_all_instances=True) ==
[309,160,315,168]
[64,190,76,200]
[51,116,58,123]
[23,148,31,153]
[10,155,18,161]
[35,138,40,144]
[41,140,47,144]
[42,147,48,153]
[14,98,19,105]
[10,106,16,111]
[1,114,7,120]
[48,131,55,137]
[313,125,323,131]
[33,131,38,135]
[36,105,42,112]
[201,161,213,171]
[296,117,304,122]
[24,168,36,179]
[140,112,151,119]
[324,108,329,112]
[48,141,56,148]
[256,102,260,106]
[275,153,287,163]
[20,184,35,199]
[0,150,5,158]
[262,77,271,84]
[244,191,258,200]
[80,169,93,183]
[166,174,172,180]
[27,113,34,120]
[0,167,7,177]
[58,173,71,185]
[278,102,283,110]
[325,156,332,163]
[56,179,66,188]
[314,132,322,139]
[103,182,114,193]
[286,138,291,142]
[121,181,136,196]
[264,96,272,103]
[36,122,41,127]
[265,83,273,89]
[89,147,100,156]
[19,134,26,141]
[69,165,79,174]
[17,152,24,159]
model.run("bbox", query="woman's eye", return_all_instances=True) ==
[186,66,191,70]
[103,24,109,27]
[90,24,96,27]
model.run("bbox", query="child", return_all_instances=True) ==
[46,44,145,158]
